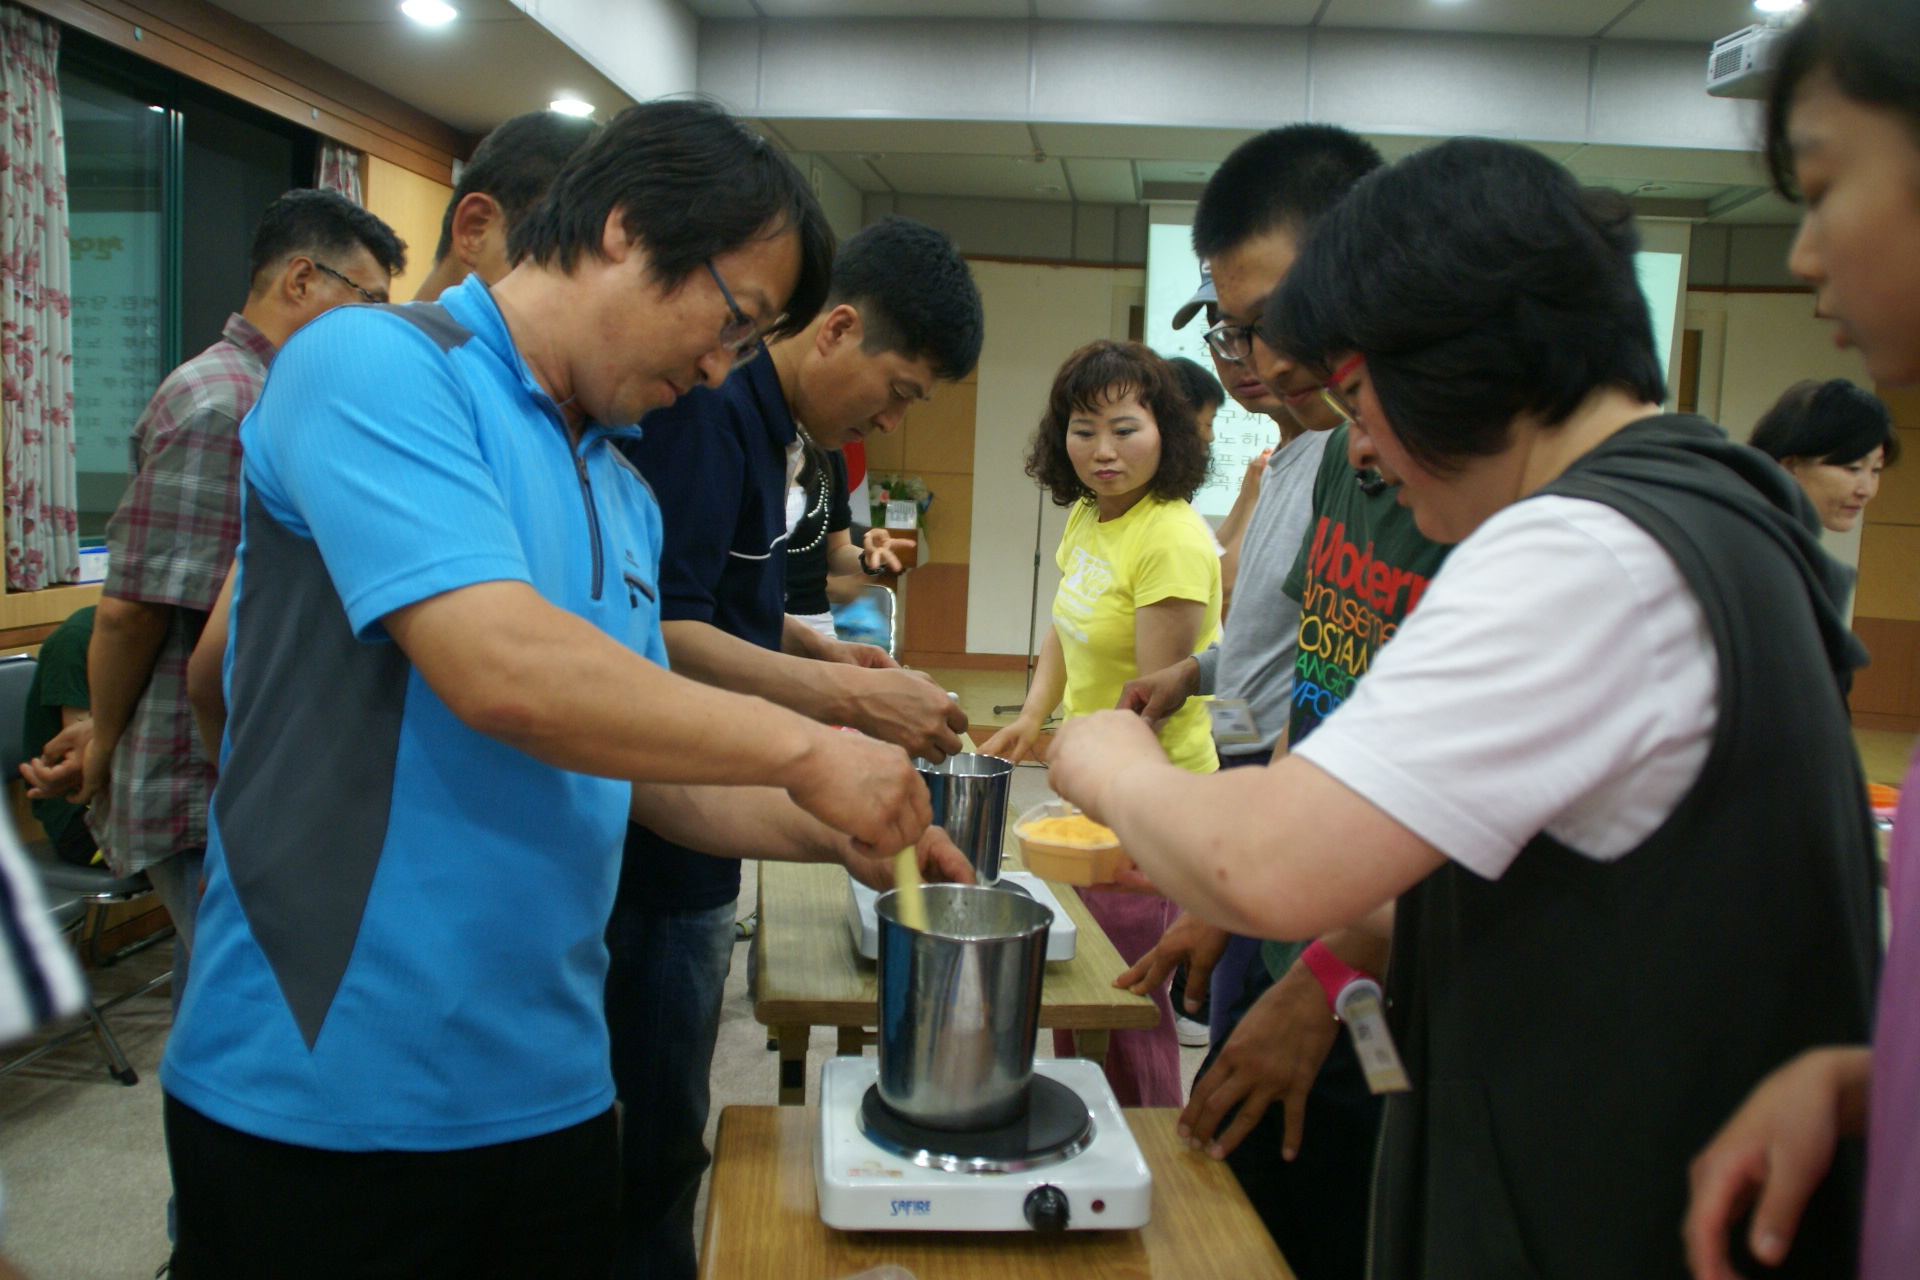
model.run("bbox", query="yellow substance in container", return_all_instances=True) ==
[1018,814,1118,849]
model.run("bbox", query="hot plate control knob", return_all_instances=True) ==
[1024,1185,1070,1234]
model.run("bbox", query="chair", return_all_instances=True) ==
[0,654,171,1085]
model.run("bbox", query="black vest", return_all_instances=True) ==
[1369,417,1880,1280]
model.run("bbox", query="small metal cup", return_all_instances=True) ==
[914,752,1014,885]
[875,884,1053,1131]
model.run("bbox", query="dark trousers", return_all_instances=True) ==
[164,1094,618,1280]
[605,894,738,1280]
[1202,955,1384,1280]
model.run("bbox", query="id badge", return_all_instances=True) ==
[1335,979,1411,1094]
[1207,697,1261,747]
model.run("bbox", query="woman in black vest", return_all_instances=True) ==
[1045,137,1878,1279]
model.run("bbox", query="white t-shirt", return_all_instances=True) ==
[1294,495,1719,880]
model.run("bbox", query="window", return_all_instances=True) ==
[59,31,314,538]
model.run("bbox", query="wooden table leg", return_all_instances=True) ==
[835,1025,870,1056]
[775,1024,809,1105]
[1072,1028,1111,1064]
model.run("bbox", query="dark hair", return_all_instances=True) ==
[436,111,599,262]
[247,189,406,289]
[509,99,833,341]
[829,216,982,381]
[1766,0,1920,198]
[1192,125,1385,259]
[1025,341,1212,507]
[1167,356,1225,412]
[1750,378,1901,465]
[1267,138,1666,471]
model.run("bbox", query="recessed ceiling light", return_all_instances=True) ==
[399,0,457,26]
[1033,184,1061,193]
[1753,0,1801,11]
[148,104,165,113]
[1637,182,1672,194]
[550,97,595,117]
[1181,168,1208,177]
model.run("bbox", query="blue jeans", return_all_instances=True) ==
[604,895,737,1280]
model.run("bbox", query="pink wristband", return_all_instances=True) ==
[1302,939,1375,1016]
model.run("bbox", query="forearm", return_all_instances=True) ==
[87,596,171,749]
[1096,757,1434,940]
[1018,629,1067,723]
[387,583,840,790]
[1318,917,1392,976]
[665,619,855,723]
[630,781,848,865]
[826,541,866,578]
[187,567,234,759]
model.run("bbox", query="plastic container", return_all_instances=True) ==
[1013,800,1134,886]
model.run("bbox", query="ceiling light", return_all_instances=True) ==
[399,0,457,25]
[1753,0,1801,12]
[550,97,595,117]
[1637,183,1671,194]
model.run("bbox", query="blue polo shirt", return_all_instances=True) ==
[162,276,667,1151]
[617,356,795,911]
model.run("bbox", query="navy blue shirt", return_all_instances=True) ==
[618,356,796,910]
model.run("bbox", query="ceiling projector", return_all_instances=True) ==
[1706,21,1790,99]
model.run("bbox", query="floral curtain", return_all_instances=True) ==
[0,4,75,591]
[316,140,364,206]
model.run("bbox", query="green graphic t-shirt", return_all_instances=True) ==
[1282,425,1452,748]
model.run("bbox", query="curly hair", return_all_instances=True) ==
[1024,341,1213,508]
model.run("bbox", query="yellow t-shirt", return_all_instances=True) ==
[1051,495,1222,773]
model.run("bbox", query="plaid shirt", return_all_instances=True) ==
[90,314,272,875]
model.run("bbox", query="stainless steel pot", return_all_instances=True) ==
[875,884,1053,1131]
[914,752,1014,884]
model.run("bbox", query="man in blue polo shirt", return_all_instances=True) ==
[610,216,983,1279]
[160,101,966,1279]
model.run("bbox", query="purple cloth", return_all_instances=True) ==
[1210,935,1263,1047]
[1864,755,1920,1277]
[1053,889,1182,1107]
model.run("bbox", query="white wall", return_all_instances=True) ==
[1687,288,1875,570]
[967,260,1144,655]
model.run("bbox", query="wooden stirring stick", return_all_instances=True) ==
[893,848,929,931]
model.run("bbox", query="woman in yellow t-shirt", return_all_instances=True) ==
[981,339,1220,1106]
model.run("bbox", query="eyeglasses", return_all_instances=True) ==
[705,260,782,364]
[312,261,381,305]
[1202,317,1256,364]
[1313,354,1367,426]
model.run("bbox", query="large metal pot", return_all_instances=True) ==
[875,884,1053,1131]
[914,752,1014,884]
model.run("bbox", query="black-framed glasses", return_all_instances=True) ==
[704,259,781,363]
[1202,317,1256,364]
[313,261,380,304]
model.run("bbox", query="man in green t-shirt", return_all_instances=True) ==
[19,606,97,866]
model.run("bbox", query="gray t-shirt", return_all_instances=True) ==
[1195,427,1332,756]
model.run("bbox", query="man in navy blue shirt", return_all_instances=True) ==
[613,217,984,1279]
[161,103,970,1279]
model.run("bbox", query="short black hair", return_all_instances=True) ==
[247,189,406,290]
[1167,356,1225,413]
[1025,341,1212,508]
[1750,378,1901,466]
[828,217,982,382]
[436,111,599,262]
[1267,138,1666,472]
[510,99,832,342]
[1192,125,1385,259]
[1767,0,1920,198]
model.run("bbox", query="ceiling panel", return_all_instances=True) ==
[1607,0,1770,43]
[1564,142,1769,185]
[868,152,1075,200]
[753,0,1028,15]
[1062,156,1138,201]
[253,16,634,134]
[685,0,759,14]
[1713,190,1800,223]
[1031,121,1256,160]
[766,118,1036,155]
[1320,0,1634,38]
[815,151,895,193]
[1037,0,1323,22]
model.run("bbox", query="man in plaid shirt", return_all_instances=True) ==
[71,190,404,997]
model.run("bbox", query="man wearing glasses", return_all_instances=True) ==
[73,190,403,1026]
[1116,125,1449,1280]
[610,215,981,1280]
[156,103,967,1274]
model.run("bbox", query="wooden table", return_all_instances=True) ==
[753,858,1158,1104]
[698,1105,1295,1279]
